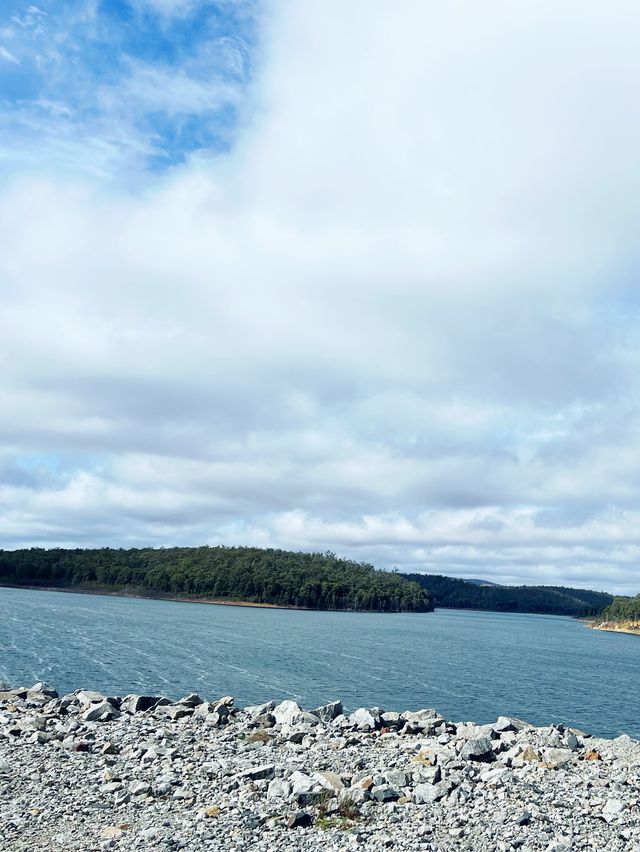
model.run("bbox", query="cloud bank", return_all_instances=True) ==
[1,0,639,592]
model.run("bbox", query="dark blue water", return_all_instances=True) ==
[0,587,637,739]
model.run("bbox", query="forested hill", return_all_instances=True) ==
[0,547,433,613]
[596,594,640,624]
[404,573,613,617]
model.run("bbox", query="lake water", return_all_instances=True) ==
[0,587,638,739]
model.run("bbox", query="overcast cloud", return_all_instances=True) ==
[1,0,639,592]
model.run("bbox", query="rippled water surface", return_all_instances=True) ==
[1,587,638,738]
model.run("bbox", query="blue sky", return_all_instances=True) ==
[1,0,640,592]
[0,1,256,177]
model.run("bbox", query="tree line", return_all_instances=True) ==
[597,594,640,623]
[0,546,433,613]
[403,573,613,617]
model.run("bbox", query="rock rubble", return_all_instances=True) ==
[1,683,640,851]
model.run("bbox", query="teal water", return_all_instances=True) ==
[0,587,637,739]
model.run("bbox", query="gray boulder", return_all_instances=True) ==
[287,811,313,829]
[402,708,443,734]
[412,764,441,784]
[460,735,495,762]
[82,699,120,722]
[494,715,532,733]
[296,790,328,806]
[273,700,303,726]
[177,693,203,707]
[313,770,344,793]
[413,780,452,804]
[371,784,400,802]
[28,682,58,698]
[289,771,316,794]
[542,747,575,767]
[75,689,106,707]
[267,778,292,799]
[245,700,276,719]
[384,769,408,788]
[273,699,319,727]
[155,703,193,721]
[121,695,168,714]
[349,707,379,730]
[240,763,275,782]
[129,780,151,796]
[311,700,343,722]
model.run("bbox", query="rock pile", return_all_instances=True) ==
[1,683,640,851]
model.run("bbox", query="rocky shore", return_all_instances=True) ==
[592,620,640,637]
[2,684,640,851]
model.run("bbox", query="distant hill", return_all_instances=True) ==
[0,546,433,614]
[404,572,613,617]
[463,578,502,587]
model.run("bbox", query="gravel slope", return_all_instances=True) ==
[1,683,640,851]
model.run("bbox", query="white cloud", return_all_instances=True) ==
[131,0,205,17]
[0,0,639,592]
[0,45,19,64]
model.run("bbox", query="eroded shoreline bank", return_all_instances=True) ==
[2,683,640,851]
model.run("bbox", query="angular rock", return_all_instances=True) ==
[289,770,315,794]
[460,735,495,762]
[286,810,313,829]
[494,715,532,733]
[76,689,106,706]
[385,769,408,788]
[338,787,368,807]
[28,682,58,699]
[296,790,328,806]
[155,703,193,721]
[371,784,400,802]
[602,798,625,823]
[273,700,303,726]
[313,770,344,793]
[82,699,120,722]
[479,767,511,785]
[267,778,291,799]
[252,712,276,729]
[413,764,441,785]
[121,695,167,714]
[402,709,443,734]
[129,780,151,796]
[413,780,452,804]
[178,692,203,707]
[348,707,379,730]
[311,700,343,722]
[542,748,575,768]
[240,763,275,781]
[245,700,276,719]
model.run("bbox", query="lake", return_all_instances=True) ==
[0,587,637,739]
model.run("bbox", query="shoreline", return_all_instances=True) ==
[0,583,432,614]
[591,620,640,637]
[2,683,640,852]
[0,582,601,620]
[0,583,311,611]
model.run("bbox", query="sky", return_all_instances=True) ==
[1,1,640,593]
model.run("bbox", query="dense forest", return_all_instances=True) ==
[0,546,433,613]
[404,573,613,617]
[597,594,640,623]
